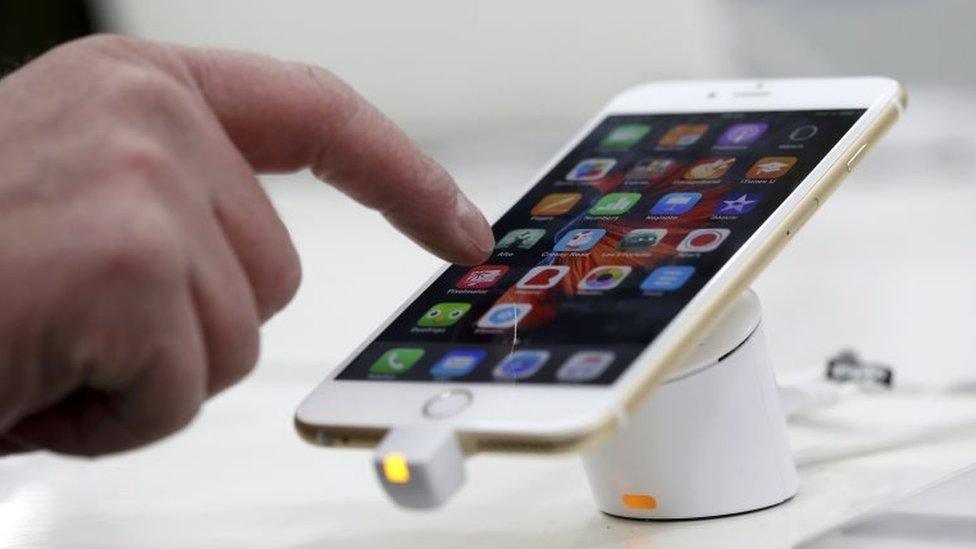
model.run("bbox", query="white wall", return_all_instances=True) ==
[719,0,976,87]
[101,0,976,139]
[100,0,735,137]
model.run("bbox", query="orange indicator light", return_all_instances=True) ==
[622,493,658,510]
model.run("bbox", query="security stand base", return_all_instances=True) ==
[581,290,799,520]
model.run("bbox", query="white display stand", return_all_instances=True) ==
[581,290,798,519]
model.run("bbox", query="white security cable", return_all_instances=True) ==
[779,350,976,467]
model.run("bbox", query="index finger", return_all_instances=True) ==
[175,47,494,266]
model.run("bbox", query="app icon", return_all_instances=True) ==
[554,228,606,252]
[588,192,642,216]
[640,266,695,292]
[430,349,486,378]
[683,157,736,180]
[649,192,702,216]
[677,228,730,253]
[417,302,471,327]
[566,158,616,181]
[493,350,550,380]
[626,158,677,180]
[516,265,570,290]
[457,265,509,289]
[578,266,632,291]
[746,157,796,179]
[477,303,533,329]
[717,122,768,146]
[557,351,615,382]
[619,228,667,251]
[658,124,709,147]
[370,348,425,375]
[789,125,818,141]
[496,228,546,250]
[600,124,651,149]
[715,192,762,216]
[531,193,582,216]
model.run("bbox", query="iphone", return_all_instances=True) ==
[296,78,905,453]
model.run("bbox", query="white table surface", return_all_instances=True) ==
[3,91,976,548]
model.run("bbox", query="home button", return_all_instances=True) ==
[423,389,473,419]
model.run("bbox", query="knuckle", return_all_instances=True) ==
[218,317,261,386]
[302,64,363,135]
[158,398,201,438]
[104,135,179,185]
[261,248,302,318]
[204,275,263,392]
[108,65,194,118]
[420,160,459,203]
[94,203,184,288]
[42,34,140,66]
[49,34,195,94]
[386,155,457,216]
[270,252,302,313]
[110,395,201,456]
[72,34,145,56]
[301,64,342,100]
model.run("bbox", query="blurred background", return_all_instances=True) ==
[3,2,976,547]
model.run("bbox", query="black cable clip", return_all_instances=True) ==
[825,349,894,389]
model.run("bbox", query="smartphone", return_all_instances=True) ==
[296,78,905,453]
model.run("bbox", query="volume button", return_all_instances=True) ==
[846,143,869,173]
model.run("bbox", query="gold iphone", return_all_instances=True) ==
[296,78,905,453]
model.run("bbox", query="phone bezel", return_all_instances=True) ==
[296,77,905,452]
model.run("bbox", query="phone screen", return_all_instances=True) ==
[337,109,864,385]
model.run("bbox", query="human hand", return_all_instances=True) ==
[0,35,493,456]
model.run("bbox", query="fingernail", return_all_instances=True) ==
[456,193,494,255]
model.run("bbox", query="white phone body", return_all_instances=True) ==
[296,77,905,453]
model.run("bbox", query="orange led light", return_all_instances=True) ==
[621,493,658,510]
[383,452,411,484]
